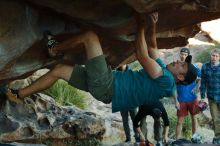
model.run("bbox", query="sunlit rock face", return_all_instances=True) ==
[0,71,122,145]
[1,0,220,83]
[0,93,105,143]
[201,19,220,43]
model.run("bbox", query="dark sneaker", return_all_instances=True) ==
[156,141,163,146]
[124,138,131,143]
[135,133,140,142]
[213,137,220,144]
[43,31,58,48]
[43,31,64,59]
[5,88,23,104]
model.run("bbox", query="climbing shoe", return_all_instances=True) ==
[43,30,64,59]
[44,30,58,48]
[5,88,23,104]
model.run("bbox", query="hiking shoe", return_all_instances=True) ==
[213,137,220,144]
[43,31,64,59]
[5,88,23,104]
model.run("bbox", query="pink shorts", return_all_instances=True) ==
[177,99,200,117]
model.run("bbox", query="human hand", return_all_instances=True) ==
[191,86,199,96]
[198,100,208,112]
[163,136,169,144]
[149,12,158,23]
[135,11,158,26]
[200,98,206,102]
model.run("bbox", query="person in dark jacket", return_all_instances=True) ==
[133,100,169,146]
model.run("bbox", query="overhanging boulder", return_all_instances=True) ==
[1,0,220,83]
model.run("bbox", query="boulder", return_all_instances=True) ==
[1,0,220,83]
[0,93,105,144]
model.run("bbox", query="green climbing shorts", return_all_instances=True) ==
[68,55,113,104]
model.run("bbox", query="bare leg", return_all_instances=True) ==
[19,64,73,98]
[53,31,103,59]
[154,117,162,142]
[176,116,184,139]
[191,115,198,134]
[18,31,103,98]
[140,117,148,140]
[136,127,146,142]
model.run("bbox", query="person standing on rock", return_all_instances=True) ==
[5,13,197,115]
[174,48,202,140]
[200,49,220,144]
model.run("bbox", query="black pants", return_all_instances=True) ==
[120,108,137,140]
[153,116,162,141]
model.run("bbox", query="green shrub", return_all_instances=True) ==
[42,138,101,146]
[44,79,87,109]
[72,138,101,146]
[194,48,212,63]
[194,46,220,63]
